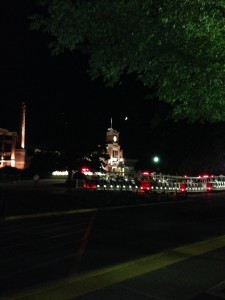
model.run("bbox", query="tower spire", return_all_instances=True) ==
[20,102,26,149]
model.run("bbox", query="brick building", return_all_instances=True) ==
[0,102,26,169]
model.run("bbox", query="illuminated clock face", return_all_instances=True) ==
[113,136,117,142]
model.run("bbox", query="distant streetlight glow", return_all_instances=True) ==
[152,156,160,173]
[153,156,160,163]
[52,171,68,176]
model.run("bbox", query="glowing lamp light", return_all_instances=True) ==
[82,168,93,176]
[199,174,210,178]
[52,171,68,176]
[81,167,90,173]
[142,171,150,176]
[153,156,160,163]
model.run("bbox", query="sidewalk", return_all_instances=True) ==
[74,246,225,300]
[8,235,225,300]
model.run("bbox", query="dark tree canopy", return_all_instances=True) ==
[31,0,225,122]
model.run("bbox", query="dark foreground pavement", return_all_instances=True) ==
[7,240,225,300]
[1,179,225,299]
[74,246,225,300]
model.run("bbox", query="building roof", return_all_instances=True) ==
[0,128,9,134]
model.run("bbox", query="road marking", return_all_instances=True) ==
[3,208,98,221]
[7,234,225,300]
[3,199,193,222]
[207,279,225,298]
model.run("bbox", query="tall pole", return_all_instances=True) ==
[111,117,112,129]
[20,102,26,149]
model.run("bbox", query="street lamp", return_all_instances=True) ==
[153,156,160,163]
[153,156,160,173]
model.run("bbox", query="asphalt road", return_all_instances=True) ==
[1,179,225,299]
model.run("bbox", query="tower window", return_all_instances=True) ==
[113,150,118,158]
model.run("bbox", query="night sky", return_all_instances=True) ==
[1,1,225,175]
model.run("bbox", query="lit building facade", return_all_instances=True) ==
[0,102,27,169]
[105,127,124,174]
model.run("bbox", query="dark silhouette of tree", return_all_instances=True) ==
[30,0,225,122]
[28,150,62,177]
[81,145,110,173]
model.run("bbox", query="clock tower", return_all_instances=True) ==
[106,128,119,144]
[105,126,124,174]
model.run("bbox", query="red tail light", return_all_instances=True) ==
[206,182,213,191]
[179,183,187,192]
[140,181,152,191]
